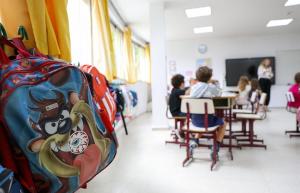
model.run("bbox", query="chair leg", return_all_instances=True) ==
[211,133,217,171]
[238,120,267,149]
[237,138,264,144]
[285,130,300,134]
[285,120,300,136]
[165,138,185,145]
[166,120,186,145]
[234,133,257,138]
[289,135,300,138]
[183,129,192,167]
[233,120,257,138]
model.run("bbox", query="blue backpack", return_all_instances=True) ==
[0,37,117,193]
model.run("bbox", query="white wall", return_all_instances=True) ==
[166,33,300,107]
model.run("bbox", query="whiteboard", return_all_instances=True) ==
[276,49,300,85]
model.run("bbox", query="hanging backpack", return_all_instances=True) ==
[114,88,125,113]
[0,37,117,193]
[80,65,117,124]
[129,90,138,107]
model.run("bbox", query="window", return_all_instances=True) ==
[67,0,92,65]
[133,43,148,82]
[111,24,127,80]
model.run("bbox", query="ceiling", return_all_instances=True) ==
[111,0,300,41]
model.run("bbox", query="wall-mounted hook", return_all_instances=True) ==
[0,23,8,38]
[18,26,29,40]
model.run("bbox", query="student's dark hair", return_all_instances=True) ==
[171,74,185,88]
[295,72,300,84]
[250,79,260,90]
[196,66,212,83]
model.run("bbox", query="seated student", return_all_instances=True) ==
[248,79,261,101]
[189,66,227,158]
[248,79,262,111]
[169,74,188,117]
[288,72,300,109]
[235,76,251,107]
[248,79,261,96]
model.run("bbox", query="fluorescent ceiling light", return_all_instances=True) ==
[266,18,293,27]
[285,0,300,6]
[193,26,213,34]
[185,7,211,18]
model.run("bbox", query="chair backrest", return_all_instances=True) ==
[285,92,295,103]
[250,91,257,103]
[255,92,267,119]
[165,95,172,119]
[259,93,267,105]
[166,95,170,105]
[251,92,267,114]
[181,98,215,114]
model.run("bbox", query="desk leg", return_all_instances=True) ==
[229,101,233,160]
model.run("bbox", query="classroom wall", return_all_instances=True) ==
[166,33,300,107]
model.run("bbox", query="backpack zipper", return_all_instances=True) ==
[0,60,66,85]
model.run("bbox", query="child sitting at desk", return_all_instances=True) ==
[236,76,251,108]
[248,79,261,97]
[246,79,262,112]
[248,79,261,101]
[169,74,189,117]
[288,72,300,109]
[189,66,227,158]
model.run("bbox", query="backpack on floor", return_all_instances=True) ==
[0,37,117,193]
[80,65,117,124]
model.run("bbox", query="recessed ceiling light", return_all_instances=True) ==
[193,26,213,34]
[285,0,300,6]
[266,18,293,27]
[185,7,211,18]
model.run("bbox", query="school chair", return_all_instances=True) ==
[165,95,186,145]
[284,92,300,138]
[181,98,219,171]
[232,91,259,138]
[235,93,267,149]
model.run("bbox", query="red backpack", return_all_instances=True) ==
[80,65,117,125]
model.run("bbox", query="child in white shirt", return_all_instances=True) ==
[189,66,227,159]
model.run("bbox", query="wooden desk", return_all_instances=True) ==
[181,92,237,160]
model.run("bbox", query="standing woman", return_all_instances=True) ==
[258,58,274,110]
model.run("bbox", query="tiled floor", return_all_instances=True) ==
[78,108,300,193]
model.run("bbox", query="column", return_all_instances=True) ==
[150,2,168,129]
